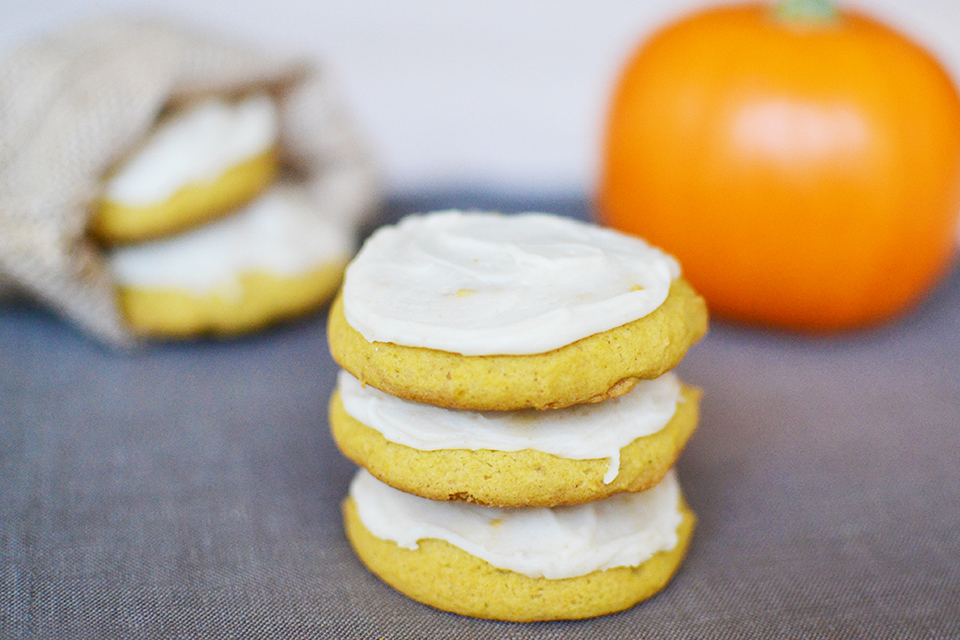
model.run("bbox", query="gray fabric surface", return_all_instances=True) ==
[2,195,959,639]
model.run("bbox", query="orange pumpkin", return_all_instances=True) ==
[597,1,960,331]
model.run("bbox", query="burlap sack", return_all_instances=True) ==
[0,16,381,346]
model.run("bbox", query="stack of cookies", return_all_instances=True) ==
[327,211,708,621]
[93,93,354,338]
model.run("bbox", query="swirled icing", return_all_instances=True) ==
[108,185,352,293]
[104,93,278,205]
[338,369,681,483]
[342,211,680,355]
[350,468,682,579]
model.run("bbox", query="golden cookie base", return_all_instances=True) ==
[118,261,346,338]
[343,493,695,621]
[92,149,279,244]
[328,278,708,411]
[329,384,700,508]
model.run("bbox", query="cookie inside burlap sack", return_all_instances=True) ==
[0,16,380,346]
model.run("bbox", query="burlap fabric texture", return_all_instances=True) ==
[0,16,381,347]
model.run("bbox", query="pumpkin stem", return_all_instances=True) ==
[774,0,838,24]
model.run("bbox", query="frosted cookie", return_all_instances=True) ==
[109,185,352,338]
[343,468,695,621]
[92,93,280,244]
[330,369,700,507]
[328,211,708,410]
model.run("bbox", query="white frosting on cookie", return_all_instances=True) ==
[338,369,682,483]
[109,185,353,294]
[342,211,680,355]
[350,468,682,579]
[104,93,279,205]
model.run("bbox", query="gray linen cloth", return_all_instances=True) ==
[2,196,958,638]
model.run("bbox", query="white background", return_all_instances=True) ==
[3,0,959,196]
